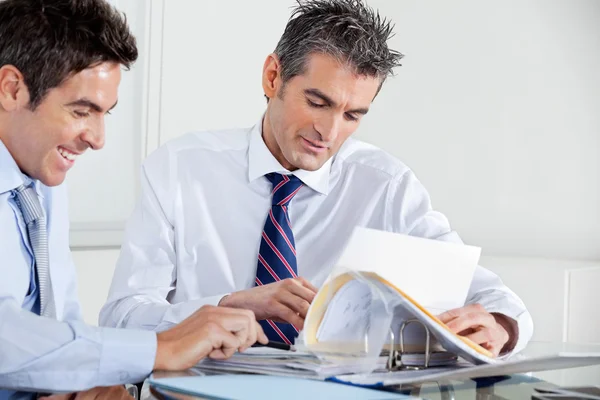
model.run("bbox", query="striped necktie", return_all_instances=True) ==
[255,173,303,344]
[13,184,55,318]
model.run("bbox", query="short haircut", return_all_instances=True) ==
[0,0,138,109]
[274,0,403,87]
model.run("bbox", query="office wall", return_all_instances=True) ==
[68,0,599,351]
[156,0,600,260]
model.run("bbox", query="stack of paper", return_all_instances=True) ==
[197,347,386,379]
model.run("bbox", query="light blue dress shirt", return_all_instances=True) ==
[0,140,157,399]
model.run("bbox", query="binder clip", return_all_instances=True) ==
[386,318,432,371]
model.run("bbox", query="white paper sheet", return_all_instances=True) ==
[332,227,481,311]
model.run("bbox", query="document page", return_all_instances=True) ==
[333,227,481,311]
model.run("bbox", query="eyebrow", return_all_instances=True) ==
[66,98,118,113]
[304,88,369,115]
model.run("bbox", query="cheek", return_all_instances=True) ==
[56,121,84,144]
[333,127,355,148]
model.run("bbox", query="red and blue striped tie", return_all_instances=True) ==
[255,173,304,344]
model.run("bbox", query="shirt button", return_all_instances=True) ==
[119,371,130,381]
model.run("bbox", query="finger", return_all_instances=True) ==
[286,279,317,303]
[295,276,319,293]
[445,312,496,334]
[209,345,238,360]
[238,315,268,349]
[232,325,251,352]
[207,323,243,360]
[278,290,311,318]
[269,301,305,329]
[437,303,485,323]
[456,327,476,336]
[485,342,503,358]
[464,326,497,346]
[230,313,261,353]
[209,308,258,335]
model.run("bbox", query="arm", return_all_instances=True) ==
[0,300,267,394]
[99,151,228,332]
[387,170,533,354]
[0,298,156,393]
[99,150,317,331]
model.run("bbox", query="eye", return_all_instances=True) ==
[74,110,89,118]
[344,112,358,122]
[307,99,326,108]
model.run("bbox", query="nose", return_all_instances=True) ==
[80,118,106,150]
[314,114,341,144]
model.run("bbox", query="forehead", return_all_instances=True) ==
[293,53,381,103]
[51,62,121,104]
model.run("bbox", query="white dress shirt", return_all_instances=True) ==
[100,119,534,354]
[0,139,156,398]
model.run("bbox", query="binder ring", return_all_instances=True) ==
[387,318,432,371]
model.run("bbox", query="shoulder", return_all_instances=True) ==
[334,137,411,180]
[143,127,251,172]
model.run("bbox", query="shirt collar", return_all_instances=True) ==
[0,138,44,198]
[247,117,332,195]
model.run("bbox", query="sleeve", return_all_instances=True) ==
[55,185,83,322]
[99,149,227,332]
[60,255,83,321]
[386,170,534,354]
[0,299,156,393]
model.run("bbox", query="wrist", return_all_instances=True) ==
[154,333,172,370]
[492,312,518,354]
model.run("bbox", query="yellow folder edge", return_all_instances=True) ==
[304,271,494,359]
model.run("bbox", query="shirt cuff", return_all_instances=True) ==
[99,327,157,384]
[156,294,231,331]
[486,307,534,359]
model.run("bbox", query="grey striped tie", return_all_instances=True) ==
[14,184,55,318]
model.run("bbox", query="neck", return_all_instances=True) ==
[261,110,296,171]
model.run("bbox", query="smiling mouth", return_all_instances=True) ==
[57,146,80,162]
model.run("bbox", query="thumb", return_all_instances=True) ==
[207,324,243,360]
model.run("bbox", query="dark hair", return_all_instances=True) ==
[274,0,403,87]
[0,0,138,109]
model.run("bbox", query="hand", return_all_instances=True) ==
[437,303,516,357]
[219,277,318,329]
[39,385,133,400]
[154,305,268,371]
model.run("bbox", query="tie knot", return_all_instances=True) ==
[13,184,44,225]
[267,173,303,206]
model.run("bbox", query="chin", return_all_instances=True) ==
[294,159,326,172]
[38,172,67,187]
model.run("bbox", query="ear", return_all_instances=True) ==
[262,53,281,101]
[0,65,30,112]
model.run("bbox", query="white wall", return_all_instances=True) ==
[66,0,151,247]
[68,0,600,371]
[156,0,600,261]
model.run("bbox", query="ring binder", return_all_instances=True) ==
[386,319,459,371]
[387,318,431,371]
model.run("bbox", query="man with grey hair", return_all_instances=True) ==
[101,0,533,357]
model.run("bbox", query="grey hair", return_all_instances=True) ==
[274,0,403,86]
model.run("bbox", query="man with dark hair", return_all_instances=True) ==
[102,0,533,358]
[0,0,267,398]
